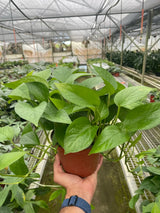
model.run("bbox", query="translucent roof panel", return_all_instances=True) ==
[0,0,160,43]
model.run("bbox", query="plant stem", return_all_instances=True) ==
[113,105,120,124]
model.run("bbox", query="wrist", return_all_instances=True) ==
[61,195,91,213]
[65,189,92,204]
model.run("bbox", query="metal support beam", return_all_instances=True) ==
[148,37,160,52]
[141,10,153,85]
[0,11,142,23]
[120,34,125,69]
[107,14,143,53]
[110,37,113,61]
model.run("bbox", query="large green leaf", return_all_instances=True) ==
[26,82,49,102]
[64,117,98,154]
[10,156,28,175]
[42,102,71,124]
[15,101,47,126]
[66,73,91,84]
[114,86,154,109]
[0,126,15,142]
[9,83,31,100]
[0,176,24,184]
[123,102,160,131]
[93,65,117,94]
[5,75,49,89]
[33,69,51,80]
[90,125,130,154]
[79,76,103,89]
[53,67,73,82]
[20,131,40,146]
[0,152,26,171]
[55,83,100,109]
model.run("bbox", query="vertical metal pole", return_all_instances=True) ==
[120,34,125,69]
[110,36,113,61]
[141,10,152,84]
[50,40,54,62]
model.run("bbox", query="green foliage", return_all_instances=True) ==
[129,146,160,213]
[106,50,160,76]
[1,61,160,212]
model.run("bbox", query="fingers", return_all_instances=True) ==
[95,154,103,173]
[53,154,64,183]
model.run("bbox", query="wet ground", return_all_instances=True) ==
[37,151,135,213]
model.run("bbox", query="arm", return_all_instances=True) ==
[53,154,103,213]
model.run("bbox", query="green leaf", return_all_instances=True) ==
[114,86,154,109]
[39,118,55,130]
[142,203,155,213]
[22,123,33,135]
[10,156,28,175]
[0,176,24,184]
[33,69,51,80]
[20,131,40,146]
[0,152,26,171]
[53,66,73,82]
[0,186,12,207]
[90,125,130,154]
[79,77,103,89]
[10,184,25,208]
[66,73,92,84]
[147,167,160,175]
[8,83,31,100]
[23,203,35,213]
[0,206,13,213]
[55,83,100,109]
[42,102,71,124]
[0,126,15,142]
[98,96,109,121]
[50,97,66,109]
[26,82,49,102]
[123,102,160,131]
[151,203,160,213]
[140,177,159,193]
[64,117,98,154]
[5,75,49,89]
[32,200,48,209]
[15,101,47,126]
[93,65,117,94]
[129,194,139,209]
[49,189,63,201]
[55,123,68,148]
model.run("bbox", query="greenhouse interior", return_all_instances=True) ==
[0,0,160,212]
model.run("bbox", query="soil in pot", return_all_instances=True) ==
[57,146,100,178]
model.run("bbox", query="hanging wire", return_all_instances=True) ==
[90,0,120,40]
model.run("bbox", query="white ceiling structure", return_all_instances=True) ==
[0,0,160,44]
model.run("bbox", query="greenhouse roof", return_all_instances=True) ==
[0,0,160,43]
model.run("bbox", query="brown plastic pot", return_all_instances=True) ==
[113,72,120,77]
[57,146,100,178]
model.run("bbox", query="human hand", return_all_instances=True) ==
[53,154,103,204]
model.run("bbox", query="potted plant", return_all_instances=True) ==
[108,66,121,77]
[149,91,160,103]
[2,64,160,180]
